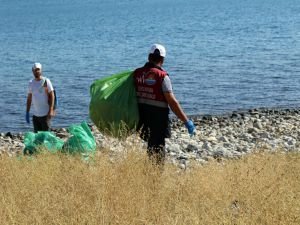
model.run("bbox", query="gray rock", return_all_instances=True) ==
[179,163,186,170]
[253,120,263,129]
[177,154,189,160]
[167,144,181,153]
[202,142,212,151]
[185,144,199,152]
[212,149,225,158]
[247,127,259,134]
[258,132,270,139]
[169,152,177,157]
[218,136,229,143]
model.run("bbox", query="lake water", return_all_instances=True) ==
[0,0,299,132]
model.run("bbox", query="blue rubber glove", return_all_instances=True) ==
[184,120,195,136]
[26,112,30,124]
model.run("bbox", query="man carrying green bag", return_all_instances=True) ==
[89,71,139,138]
[133,44,195,165]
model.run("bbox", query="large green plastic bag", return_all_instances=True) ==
[89,71,139,137]
[62,121,96,154]
[23,131,64,155]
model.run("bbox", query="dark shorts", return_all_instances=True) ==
[32,115,50,133]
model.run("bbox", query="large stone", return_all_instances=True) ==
[207,136,217,142]
[247,127,259,134]
[253,120,263,129]
[185,144,199,152]
[218,136,229,143]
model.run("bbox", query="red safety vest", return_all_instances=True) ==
[134,65,168,108]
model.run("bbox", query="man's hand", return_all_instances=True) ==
[184,120,195,136]
[26,112,30,124]
[48,108,55,118]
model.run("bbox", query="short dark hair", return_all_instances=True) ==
[148,53,164,64]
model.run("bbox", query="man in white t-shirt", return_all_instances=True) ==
[26,63,55,132]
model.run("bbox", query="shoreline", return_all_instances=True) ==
[2,107,300,137]
[189,106,300,120]
[1,107,300,168]
[2,106,300,135]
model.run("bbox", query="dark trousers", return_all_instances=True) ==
[32,115,50,133]
[147,136,166,166]
[137,104,170,165]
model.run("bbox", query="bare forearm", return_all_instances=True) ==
[48,92,54,110]
[164,92,195,135]
[164,92,189,122]
[26,95,32,112]
[168,100,188,123]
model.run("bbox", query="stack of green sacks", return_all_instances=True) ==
[23,121,96,155]
[23,131,64,155]
[62,121,96,154]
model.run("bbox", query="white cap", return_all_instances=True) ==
[149,44,166,57]
[32,62,42,70]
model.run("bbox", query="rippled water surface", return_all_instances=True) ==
[0,0,299,132]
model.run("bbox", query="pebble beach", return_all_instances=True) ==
[1,108,300,168]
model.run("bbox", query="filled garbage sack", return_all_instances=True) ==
[23,131,64,155]
[89,71,139,137]
[62,121,96,154]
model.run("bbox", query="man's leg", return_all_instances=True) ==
[147,135,166,166]
[32,116,41,133]
[40,116,50,131]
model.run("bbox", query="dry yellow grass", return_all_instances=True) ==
[0,148,299,225]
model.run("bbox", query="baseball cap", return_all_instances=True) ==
[32,62,42,70]
[149,44,166,57]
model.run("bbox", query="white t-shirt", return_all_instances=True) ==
[162,75,173,93]
[28,77,54,117]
